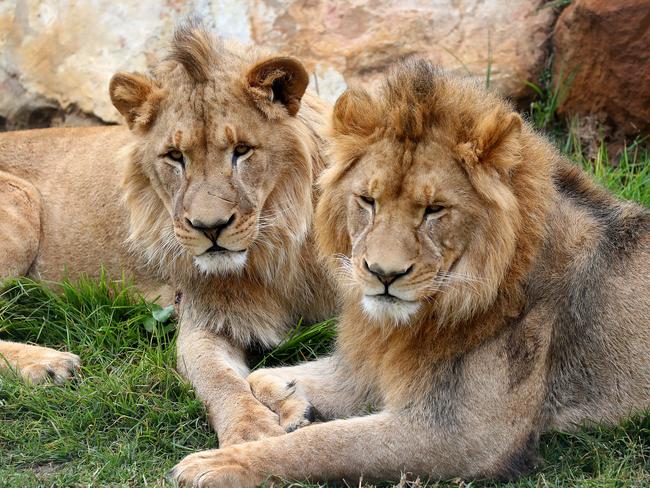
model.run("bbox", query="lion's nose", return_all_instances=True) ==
[364,260,413,286]
[186,214,235,243]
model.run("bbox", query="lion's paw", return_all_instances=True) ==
[170,448,261,488]
[11,345,80,385]
[248,370,314,433]
[216,398,285,448]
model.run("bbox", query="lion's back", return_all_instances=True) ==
[535,162,650,430]
[0,125,148,285]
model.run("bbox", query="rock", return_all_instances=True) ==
[0,0,176,127]
[0,0,556,129]
[553,0,650,135]
[250,0,556,102]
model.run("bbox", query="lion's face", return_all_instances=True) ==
[140,94,296,275]
[110,28,311,276]
[334,140,482,324]
[318,61,526,326]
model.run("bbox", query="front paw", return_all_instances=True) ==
[216,399,285,448]
[12,345,80,385]
[248,370,314,433]
[170,447,262,488]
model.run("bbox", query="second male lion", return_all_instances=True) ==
[0,22,336,444]
[171,60,650,486]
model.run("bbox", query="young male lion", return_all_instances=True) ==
[0,23,336,444]
[171,59,650,486]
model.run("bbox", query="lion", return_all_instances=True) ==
[171,59,650,487]
[0,22,336,445]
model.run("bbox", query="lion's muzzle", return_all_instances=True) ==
[187,214,236,252]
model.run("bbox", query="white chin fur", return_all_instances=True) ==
[361,296,421,325]
[193,251,248,275]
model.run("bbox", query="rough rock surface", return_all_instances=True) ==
[553,0,650,135]
[0,0,555,129]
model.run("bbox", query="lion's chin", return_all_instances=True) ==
[361,295,420,326]
[193,251,248,276]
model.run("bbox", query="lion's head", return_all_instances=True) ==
[110,21,320,278]
[317,60,552,327]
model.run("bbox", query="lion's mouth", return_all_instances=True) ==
[204,243,247,255]
[366,292,415,304]
[375,293,401,302]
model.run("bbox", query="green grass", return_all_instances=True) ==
[1,99,649,487]
[0,278,213,486]
[0,277,337,487]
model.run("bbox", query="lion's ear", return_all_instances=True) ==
[457,110,523,208]
[109,72,164,130]
[332,88,379,137]
[458,110,522,172]
[246,57,309,117]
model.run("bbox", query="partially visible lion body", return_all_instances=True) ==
[171,61,650,487]
[0,125,168,383]
[0,126,162,292]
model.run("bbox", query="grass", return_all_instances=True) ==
[1,95,649,487]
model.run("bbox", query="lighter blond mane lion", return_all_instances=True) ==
[109,21,339,449]
[111,22,335,346]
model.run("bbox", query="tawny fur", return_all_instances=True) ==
[0,126,166,383]
[0,21,337,445]
[171,60,650,487]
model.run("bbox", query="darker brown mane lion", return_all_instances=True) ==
[321,58,550,334]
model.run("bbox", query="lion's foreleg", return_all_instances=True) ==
[172,403,540,487]
[176,323,285,447]
[171,412,453,487]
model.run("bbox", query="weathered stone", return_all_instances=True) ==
[553,0,650,135]
[0,0,556,129]
[250,0,556,101]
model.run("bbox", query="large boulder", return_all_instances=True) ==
[553,0,650,135]
[0,0,555,129]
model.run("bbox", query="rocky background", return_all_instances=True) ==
[0,0,648,137]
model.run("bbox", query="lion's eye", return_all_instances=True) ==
[232,144,253,164]
[358,195,375,206]
[166,149,185,166]
[424,204,445,216]
[234,144,251,155]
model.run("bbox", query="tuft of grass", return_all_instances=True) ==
[561,131,650,207]
[0,276,214,487]
[526,66,576,136]
[254,319,336,369]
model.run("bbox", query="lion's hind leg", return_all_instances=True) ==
[0,171,80,384]
[0,170,41,279]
